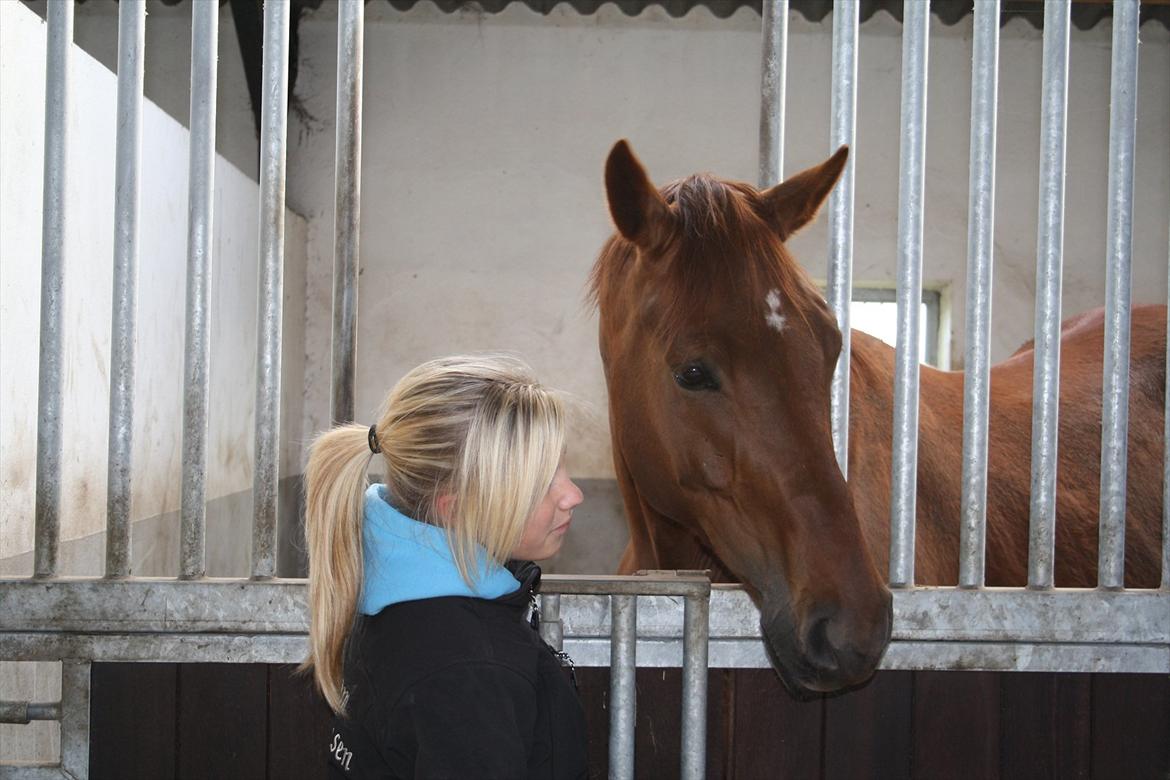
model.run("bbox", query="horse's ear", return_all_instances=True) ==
[760,145,849,241]
[605,140,672,249]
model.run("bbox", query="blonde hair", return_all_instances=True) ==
[301,354,566,714]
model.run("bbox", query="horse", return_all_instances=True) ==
[590,140,1166,698]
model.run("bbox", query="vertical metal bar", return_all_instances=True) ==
[1028,0,1071,590]
[60,660,91,779]
[680,594,709,780]
[958,0,1000,589]
[827,0,859,476]
[539,594,563,650]
[105,0,146,578]
[34,0,73,579]
[253,0,291,579]
[331,0,364,426]
[1098,0,1140,590]
[181,0,219,580]
[758,0,788,188]
[888,0,929,588]
[609,595,636,780]
[1164,225,1170,591]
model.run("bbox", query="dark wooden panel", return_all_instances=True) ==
[91,662,177,780]
[911,671,1001,780]
[176,663,267,780]
[824,670,913,780]
[999,672,1091,780]
[267,664,333,780]
[575,667,730,779]
[731,668,824,780]
[1091,673,1170,780]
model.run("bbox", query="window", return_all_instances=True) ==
[822,287,945,368]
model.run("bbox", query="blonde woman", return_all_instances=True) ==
[303,354,588,779]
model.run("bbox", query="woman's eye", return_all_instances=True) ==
[674,363,717,391]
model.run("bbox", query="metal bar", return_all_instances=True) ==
[105,0,146,579]
[180,0,220,580]
[757,0,787,188]
[34,0,73,579]
[539,594,563,650]
[1097,0,1139,590]
[0,700,61,724]
[1164,224,1170,592]
[3,631,1166,674]
[60,660,90,779]
[958,0,1000,589]
[888,0,929,588]
[539,573,711,597]
[331,0,364,426]
[826,0,859,475]
[1028,0,1071,590]
[2,585,1166,672]
[3,579,1162,645]
[608,594,636,780]
[253,0,291,579]
[680,594,709,780]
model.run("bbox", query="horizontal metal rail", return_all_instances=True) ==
[2,577,1165,673]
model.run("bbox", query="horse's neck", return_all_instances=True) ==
[846,332,965,583]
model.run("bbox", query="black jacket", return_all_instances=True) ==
[327,563,588,779]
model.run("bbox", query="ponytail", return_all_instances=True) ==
[300,423,372,715]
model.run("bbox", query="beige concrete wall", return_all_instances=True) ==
[288,2,1169,482]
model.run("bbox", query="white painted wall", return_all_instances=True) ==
[1,0,308,571]
[0,0,309,762]
[288,3,1169,485]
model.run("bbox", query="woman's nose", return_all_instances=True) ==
[559,479,584,509]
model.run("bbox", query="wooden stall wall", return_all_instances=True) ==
[89,665,1168,779]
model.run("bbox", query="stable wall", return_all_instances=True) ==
[288,3,1169,573]
[1,0,308,759]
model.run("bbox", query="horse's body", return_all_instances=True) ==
[593,140,1165,697]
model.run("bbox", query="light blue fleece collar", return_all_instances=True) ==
[358,483,521,616]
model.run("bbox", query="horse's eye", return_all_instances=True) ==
[674,363,717,391]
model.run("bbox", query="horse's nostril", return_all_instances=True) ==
[802,614,839,674]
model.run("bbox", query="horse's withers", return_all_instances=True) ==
[593,141,892,696]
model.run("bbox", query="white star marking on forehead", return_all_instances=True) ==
[765,289,787,333]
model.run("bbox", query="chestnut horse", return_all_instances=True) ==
[591,140,1165,697]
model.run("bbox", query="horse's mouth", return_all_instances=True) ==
[760,616,884,700]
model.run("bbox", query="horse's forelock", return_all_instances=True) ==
[592,173,825,343]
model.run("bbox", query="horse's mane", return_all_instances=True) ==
[589,173,826,341]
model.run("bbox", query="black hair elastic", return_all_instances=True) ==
[368,424,382,454]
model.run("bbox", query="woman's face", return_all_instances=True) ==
[512,463,584,561]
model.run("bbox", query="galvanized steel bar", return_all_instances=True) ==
[1097,0,1139,591]
[826,0,859,475]
[1027,0,1071,590]
[0,700,60,724]
[331,0,364,425]
[758,0,787,188]
[105,0,145,579]
[958,0,1000,589]
[1164,226,1170,592]
[539,594,563,650]
[33,0,73,579]
[680,594,709,780]
[609,594,636,780]
[60,660,90,779]
[253,0,291,579]
[888,0,929,588]
[180,0,219,580]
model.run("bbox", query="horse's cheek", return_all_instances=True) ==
[699,453,732,490]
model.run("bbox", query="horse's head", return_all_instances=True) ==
[592,141,891,696]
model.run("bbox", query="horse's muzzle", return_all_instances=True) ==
[761,589,893,696]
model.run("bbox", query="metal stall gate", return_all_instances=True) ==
[2,0,1168,777]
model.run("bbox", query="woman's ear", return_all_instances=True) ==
[435,494,456,524]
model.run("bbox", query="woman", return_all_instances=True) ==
[302,354,588,779]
